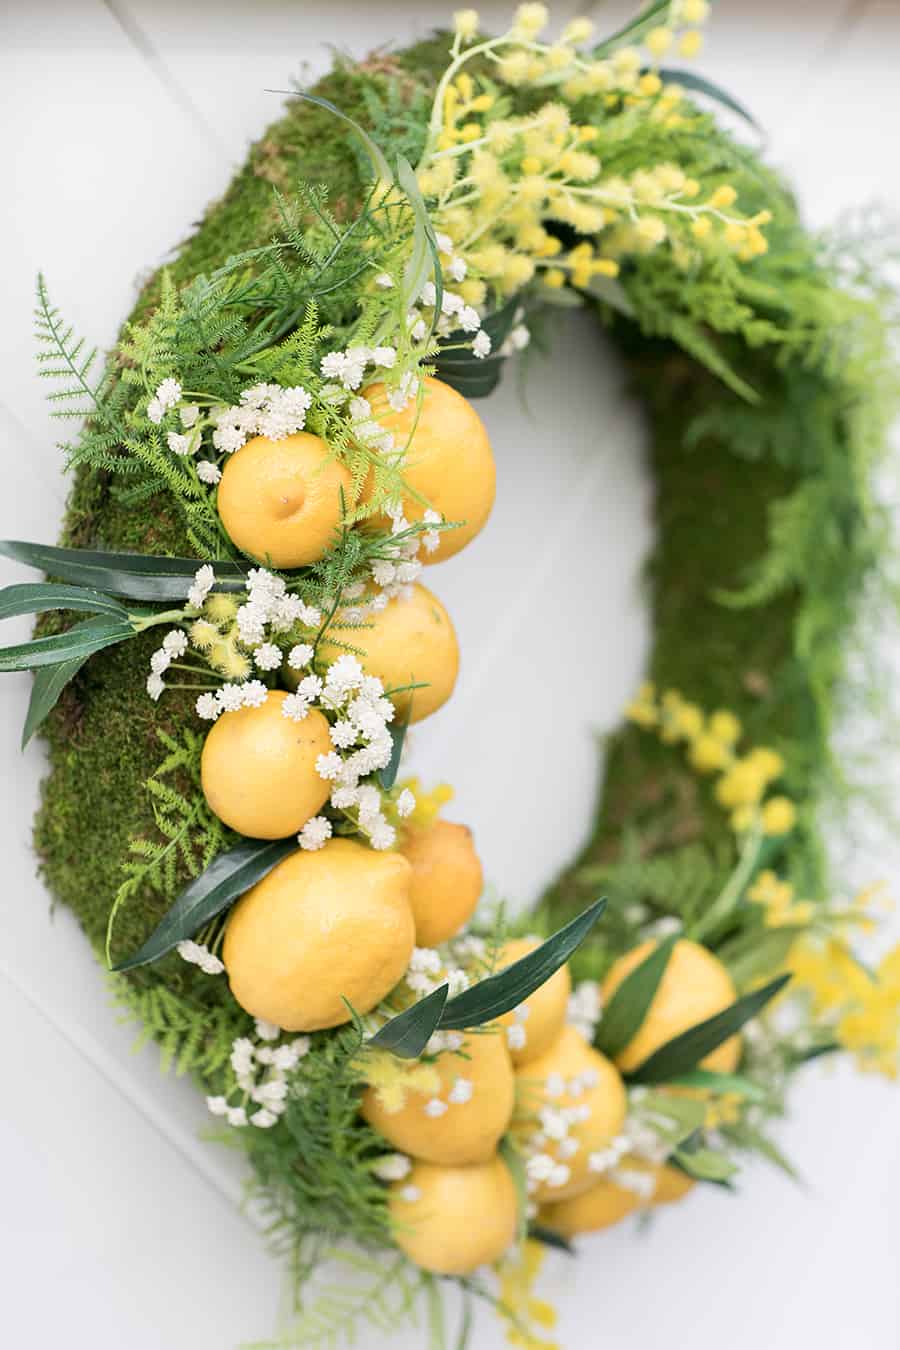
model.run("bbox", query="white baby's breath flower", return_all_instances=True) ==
[250,1109,278,1129]
[162,629,188,657]
[226,1107,248,1128]
[167,431,193,456]
[315,751,344,781]
[150,648,171,676]
[375,272,394,288]
[155,378,182,409]
[395,788,416,818]
[176,940,225,975]
[217,682,245,713]
[298,815,333,851]
[254,642,282,671]
[448,1077,473,1105]
[196,692,220,721]
[506,1025,527,1051]
[368,818,397,850]
[206,1095,229,1117]
[399,1185,421,1203]
[254,1019,281,1041]
[424,1098,448,1119]
[241,680,269,709]
[197,460,222,485]
[448,256,467,282]
[180,404,200,428]
[373,345,397,368]
[287,643,314,670]
[146,672,165,701]
[187,564,215,610]
[147,397,165,424]
[472,329,492,358]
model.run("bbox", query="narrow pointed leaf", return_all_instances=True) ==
[657,68,762,136]
[435,297,520,399]
[0,613,136,671]
[397,155,443,334]
[670,1153,737,1189]
[378,705,411,790]
[500,1137,529,1243]
[112,838,296,972]
[666,1068,767,1102]
[367,984,449,1058]
[438,899,606,1031]
[21,646,92,747]
[291,91,393,183]
[593,0,672,54]
[528,1224,575,1255]
[627,973,791,1084]
[595,934,676,1057]
[0,540,246,601]
[0,582,129,622]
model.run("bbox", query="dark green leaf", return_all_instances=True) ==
[378,704,410,791]
[0,540,246,602]
[627,974,791,1084]
[435,297,520,399]
[666,1068,767,1101]
[0,613,136,671]
[367,984,449,1058]
[595,934,676,1057]
[593,0,672,54]
[657,68,762,136]
[0,582,129,622]
[528,1223,575,1255]
[670,1153,736,1189]
[112,838,296,971]
[438,900,606,1031]
[791,1041,840,1066]
[21,645,92,747]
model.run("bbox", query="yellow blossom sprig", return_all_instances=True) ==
[787,930,900,1078]
[625,683,796,838]
[496,1239,560,1350]
[418,6,770,314]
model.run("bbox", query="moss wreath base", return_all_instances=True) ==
[6,6,899,1347]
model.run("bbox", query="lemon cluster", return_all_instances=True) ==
[625,683,797,837]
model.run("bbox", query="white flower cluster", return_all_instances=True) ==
[407,250,493,361]
[588,1099,672,1180]
[320,343,398,397]
[146,628,189,702]
[235,567,321,650]
[519,1056,601,1196]
[567,980,603,1042]
[206,1020,311,1130]
[147,378,182,425]
[212,382,313,456]
[176,939,225,976]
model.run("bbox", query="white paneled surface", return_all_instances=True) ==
[2,3,899,1348]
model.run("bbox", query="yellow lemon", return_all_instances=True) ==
[497,938,571,1066]
[317,582,459,723]
[200,690,331,838]
[223,837,414,1031]
[389,1156,518,1275]
[361,1030,514,1165]
[398,819,483,945]
[362,376,496,563]
[515,1025,627,1202]
[601,938,741,1074]
[540,1157,695,1238]
[217,432,351,567]
[540,1174,641,1238]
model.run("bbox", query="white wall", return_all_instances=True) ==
[1,3,899,1347]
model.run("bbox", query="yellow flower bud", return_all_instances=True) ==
[762,797,797,836]
[470,94,494,112]
[547,44,575,71]
[513,3,549,38]
[709,710,741,745]
[638,72,662,97]
[521,154,543,175]
[681,0,710,23]
[543,267,566,288]
[690,733,730,773]
[453,9,480,40]
[709,184,738,209]
[645,26,673,58]
[459,122,482,143]
[691,216,713,240]
[562,17,594,44]
[678,30,704,58]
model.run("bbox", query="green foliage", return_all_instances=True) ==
[112,976,250,1077]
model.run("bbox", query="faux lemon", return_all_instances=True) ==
[515,1025,627,1202]
[217,432,351,567]
[497,938,571,1066]
[361,376,496,563]
[317,582,459,723]
[540,1158,695,1238]
[389,1156,517,1275]
[361,1030,514,1165]
[200,690,331,838]
[223,837,414,1031]
[398,819,483,945]
[601,938,741,1074]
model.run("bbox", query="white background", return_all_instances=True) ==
[2,2,900,1348]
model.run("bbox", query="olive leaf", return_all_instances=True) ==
[367,984,449,1058]
[368,900,606,1058]
[665,1068,767,1102]
[657,68,762,137]
[0,612,137,671]
[377,705,411,791]
[435,296,520,399]
[626,973,790,1084]
[21,646,92,747]
[0,581,130,622]
[673,1145,738,1184]
[0,540,246,602]
[527,1224,575,1255]
[111,838,296,972]
[594,934,676,1058]
[397,155,443,337]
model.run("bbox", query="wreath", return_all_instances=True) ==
[5,5,899,1346]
